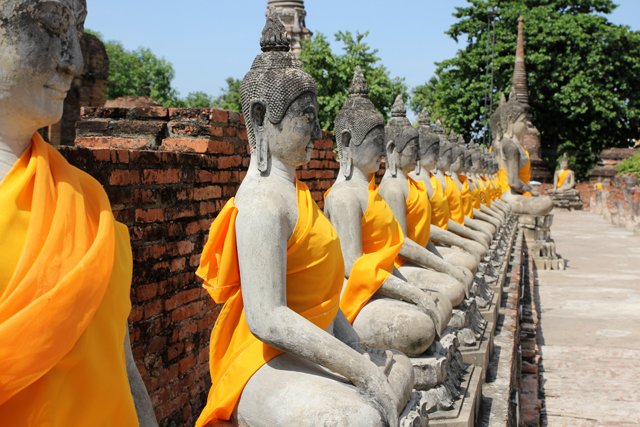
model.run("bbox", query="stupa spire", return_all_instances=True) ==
[513,16,531,118]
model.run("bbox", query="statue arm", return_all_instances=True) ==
[426,239,443,257]
[429,225,481,262]
[447,220,489,249]
[124,326,159,427]
[326,195,365,278]
[397,238,473,291]
[379,182,409,237]
[236,206,400,425]
[502,141,530,194]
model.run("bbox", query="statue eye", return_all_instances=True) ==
[33,2,72,37]
[76,11,87,38]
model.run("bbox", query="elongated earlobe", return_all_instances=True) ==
[258,137,269,173]
[415,159,421,175]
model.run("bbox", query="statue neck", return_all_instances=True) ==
[415,160,435,177]
[248,152,297,188]
[0,129,34,184]
[336,161,370,186]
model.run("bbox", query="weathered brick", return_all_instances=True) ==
[172,301,205,323]
[179,355,196,374]
[218,155,242,169]
[76,136,151,149]
[209,109,228,123]
[144,300,163,319]
[135,208,164,223]
[127,107,169,119]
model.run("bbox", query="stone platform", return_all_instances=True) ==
[536,211,640,426]
[459,321,494,382]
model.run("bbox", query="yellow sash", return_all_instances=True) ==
[498,146,532,197]
[557,169,570,188]
[429,173,450,230]
[339,180,404,323]
[196,180,344,424]
[469,179,482,210]
[0,133,137,425]
[444,175,465,225]
[396,177,431,267]
[480,177,493,208]
[459,175,474,219]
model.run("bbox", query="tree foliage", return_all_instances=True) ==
[410,0,640,179]
[300,31,408,131]
[212,78,242,113]
[616,151,640,175]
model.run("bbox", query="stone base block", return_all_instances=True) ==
[532,256,565,270]
[459,321,494,382]
[480,290,500,325]
[429,365,483,427]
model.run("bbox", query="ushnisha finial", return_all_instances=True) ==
[348,65,369,97]
[391,95,407,117]
[469,139,477,150]
[448,130,457,143]
[434,119,445,134]
[457,135,465,145]
[500,93,507,107]
[418,107,431,126]
[260,7,291,52]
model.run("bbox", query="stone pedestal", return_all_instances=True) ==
[428,365,483,427]
[551,190,583,210]
[459,320,494,382]
[518,214,565,270]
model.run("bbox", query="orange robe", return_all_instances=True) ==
[480,177,493,208]
[338,180,404,323]
[196,180,344,424]
[429,173,450,230]
[396,177,431,267]
[444,175,465,225]
[459,175,474,219]
[557,170,570,188]
[0,133,138,425]
[469,179,482,210]
[498,147,532,197]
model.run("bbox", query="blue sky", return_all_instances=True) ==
[85,0,640,100]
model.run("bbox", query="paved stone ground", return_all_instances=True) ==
[537,210,640,427]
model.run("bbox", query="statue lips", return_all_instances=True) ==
[43,84,69,100]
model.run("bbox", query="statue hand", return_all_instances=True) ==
[529,187,540,196]
[353,362,400,427]
[349,343,393,375]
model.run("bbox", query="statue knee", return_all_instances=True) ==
[354,304,435,357]
[282,395,385,427]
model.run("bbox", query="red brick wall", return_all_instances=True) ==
[57,107,338,427]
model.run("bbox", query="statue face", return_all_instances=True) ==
[512,113,527,140]
[450,153,464,173]
[349,125,384,175]
[0,0,87,131]
[419,137,439,168]
[561,159,569,170]
[437,147,452,171]
[266,92,321,168]
[397,138,418,173]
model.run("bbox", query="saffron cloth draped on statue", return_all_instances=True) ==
[459,175,474,219]
[444,175,465,225]
[469,179,482,210]
[0,133,138,426]
[195,180,344,425]
[498,148,532,197]
[557,170,569,188]
[336,179,404,323]
[430,173,450,230]
[396,177,431,267]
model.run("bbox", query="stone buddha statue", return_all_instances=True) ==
[408,109,487,274]
[324,67,449,358]
[550,153,578,194]
[378,96,474,308]
[465,141,508,220]
[195,12,424,427]
[448,135,502,232]
[0,1,157,426]
[430,123,493,248]
[498,93,553,215]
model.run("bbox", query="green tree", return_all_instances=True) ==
[410,1,640,180]
[300,31,408,131]
[616,152,640,175]
[87,30,182,107]
[183,91,214,108]
[212,78,242,113]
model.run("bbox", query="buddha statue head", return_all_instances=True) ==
[468,140,482,174]
[450,133,466,174]
[385,95,418,176]
[500,89,527,142]
[241,7,321,173]
[434,120,453,171]
[335,66,385,177]
[415,107,440,174]
[462,137,474,173]
[0,0,87,140]
[560,152,569,170]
